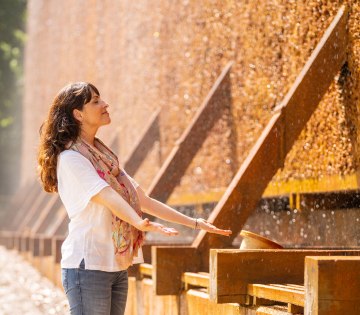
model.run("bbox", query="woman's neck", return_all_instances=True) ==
[79,129,97,146]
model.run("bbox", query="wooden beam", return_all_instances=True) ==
[305,256,360,315]
[209,249,360,304]
[182,272,209,289]
[6,182,43,231]
[152,246,200,295]
[293,189,360,211]
[139,263,153,277]
[192,6,349,268]
[123,108,161,177]
[52,235,65,264]
[147,61,233,202]
[247,284,304,306]
[0,179,35,230]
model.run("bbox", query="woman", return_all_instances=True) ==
[37,82,231,315]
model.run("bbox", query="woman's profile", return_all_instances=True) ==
[37,81,231,315]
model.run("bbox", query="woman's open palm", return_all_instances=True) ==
[196,218,232,236]
[138,218,179,236]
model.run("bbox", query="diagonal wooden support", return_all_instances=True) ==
[147,61,233,202]
[0,179,35,230]
[192,5,349,268]
[152,5,349,295]
[6,181,43,231]
[123,108,161,177]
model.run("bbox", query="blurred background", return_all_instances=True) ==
[0,0,26,197]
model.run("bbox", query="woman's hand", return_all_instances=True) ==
[137,218,179,236]
[195,218,232,236]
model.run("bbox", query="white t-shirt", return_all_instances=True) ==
[57,150,144,272]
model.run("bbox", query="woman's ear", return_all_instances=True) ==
[73,108,83,122]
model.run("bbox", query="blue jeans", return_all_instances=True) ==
[61,259,128,315]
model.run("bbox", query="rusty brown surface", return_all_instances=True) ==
[192,6,349,269]
[151,6,351,295]
[22,1,359,198]
[123,108,161,177]
[147,62,233,202]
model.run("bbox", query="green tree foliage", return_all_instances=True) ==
[0,0,26,195]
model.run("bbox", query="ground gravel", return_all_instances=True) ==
[0,246,69,315]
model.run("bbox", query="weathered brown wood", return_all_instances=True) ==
[247,284,304,306]
[182,272,209,290]
[52,236,65,264]
[42,236,52,256]
[123,108,161,177]
[255,306,290,315]
[32,236,41,256]
[7,182,43,231]
[139,263,153,277]
[0,179,36,230]
[152,246,200,295]
[147,61,233,202]
[209,249,360,304]
[31,195,63,235]
[183,289,244,315]
[304,256,360,315]
[288,303,304,314]
[292,189,360,211]
[192,6,349,269]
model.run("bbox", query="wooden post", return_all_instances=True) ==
[152,246,200,295]
[209,249,360,304]
[305,256,360,315]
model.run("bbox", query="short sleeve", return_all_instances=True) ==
[123,169,139,189]
[57,150,110,218]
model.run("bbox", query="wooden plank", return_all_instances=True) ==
[288,303,304,314]
[140,278,180,315]
[209,249,360,304]
[294,189,360,211]
[192,5,349,269]
[182,272,210,289]
[147,61,233,202]
[305,256,360,315]
[255,305,292,315]
[247,284,304,306]
[268,284,304,292]
[152,246,200,295]
[183,289,244,315]
[139,263,153,277]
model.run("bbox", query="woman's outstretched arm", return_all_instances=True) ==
[136,186,232,236]
[91,186,179,236]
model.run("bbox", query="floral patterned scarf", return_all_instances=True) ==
[68,137,144,269]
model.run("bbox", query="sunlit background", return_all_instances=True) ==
[0,0,360,314]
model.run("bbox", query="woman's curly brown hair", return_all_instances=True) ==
[37,82,100,193]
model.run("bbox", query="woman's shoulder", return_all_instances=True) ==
[58,149,89,165]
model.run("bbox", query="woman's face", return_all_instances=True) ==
[74,88,111,128]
